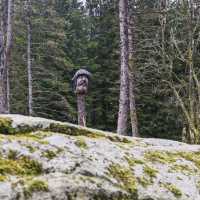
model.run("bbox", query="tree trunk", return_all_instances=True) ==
[77,94,86,126]
[159,0,167,69]
[0,1,8,114]
[117,0,130,136]
[128,0,139,137]
[5,0,13,113]
[187,0,196,143]
[0,28,7,113]
[26,0,33,116]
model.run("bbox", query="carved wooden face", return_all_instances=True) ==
[75,75,89,95]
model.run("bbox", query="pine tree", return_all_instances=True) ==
[117,0,130,135]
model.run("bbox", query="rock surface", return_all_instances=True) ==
[0,114,200,200]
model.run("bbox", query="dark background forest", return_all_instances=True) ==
[1,0,200,142]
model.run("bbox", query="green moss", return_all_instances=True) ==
[169,164,194,175]
[93,192,138,200]
[42,150,57,160]
[125,156,144,167]
[125,156,136,166]
[0,175,7,182]
[0,117,133,149]
[177,176,183,180]
[175,151,200,169]
[56,147,64,154]
[0,134,5,141]
[0,117,46,135]
[0,156,42,177]
[142,165,158,186]
[145,150,200,172]
[0,117,52,135]
[75,137,88,149]
[0,117,134,147]
[15,124,43,134]
[7,149,19,160]
[0,158,24,175]
[24,179,49,198]
[106,135,132,144]
[26,145,36,153]
[197,180,200,189]
[0,117,15,134]
[8,134,49,144]
[137,176,151,187]
[49,123,102,138]
[135,159,145,165]
[32,131,53,138]
[49,123,133,145]
[20,156,43,175]
[144,151,177,164]
[143,165,158,178]
[162,183,182,197]
[108,164,137,195]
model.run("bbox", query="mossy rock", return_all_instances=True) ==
[24,179,49,198]
[0,156,42,178]
[0,115,199,200]
[0,117,14,134]
[108,163,138,196]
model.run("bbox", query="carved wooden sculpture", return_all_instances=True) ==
[72,69,91,126]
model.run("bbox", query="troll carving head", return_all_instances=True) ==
[72,69,91,95]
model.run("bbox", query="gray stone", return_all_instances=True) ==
[0,114,199,200]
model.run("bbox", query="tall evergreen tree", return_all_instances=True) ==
[117,0,130,135]
[128,0,139,137]
[0,0,13,113]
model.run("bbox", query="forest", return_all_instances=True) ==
[0,0,200,144]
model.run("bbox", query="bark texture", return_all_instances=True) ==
[128,1,139,137]
[0,28,7,114]
[26,0,33,116]
[117,0,130,136]
[5,0,13,113]
[77,94,86,126]
[0,1,8,114]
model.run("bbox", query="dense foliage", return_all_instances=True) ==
[7,0,200,141]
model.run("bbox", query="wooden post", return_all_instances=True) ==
[72,69,91,127]
[77,94,86,126]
